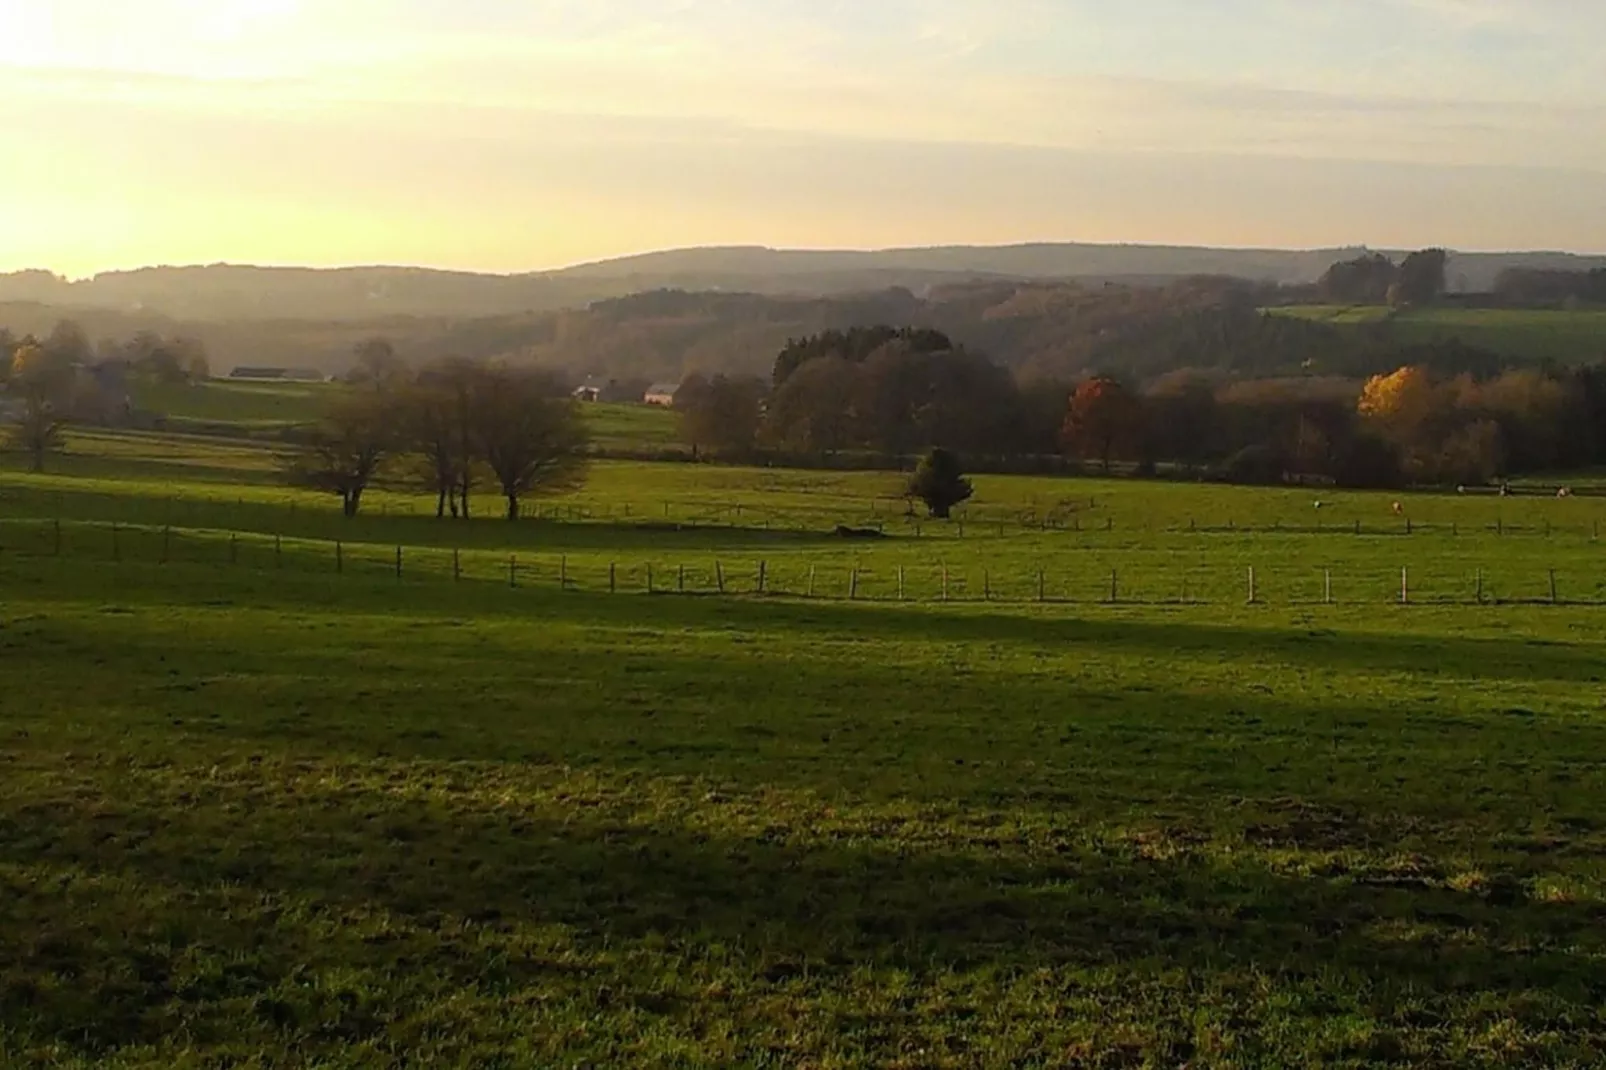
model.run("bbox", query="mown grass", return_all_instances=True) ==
[4,433,1606,1066]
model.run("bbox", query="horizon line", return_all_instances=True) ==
[7,239,1606,283]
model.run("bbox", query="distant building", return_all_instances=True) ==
[572,377,610,403]
[644,382,680,407]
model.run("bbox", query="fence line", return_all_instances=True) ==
[1,518,1601,609]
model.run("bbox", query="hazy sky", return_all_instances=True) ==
[2,0,1603,276]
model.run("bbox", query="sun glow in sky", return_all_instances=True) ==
[2,0,1604,276]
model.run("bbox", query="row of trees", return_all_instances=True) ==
[672,325,1606,489]
[1,320,211,471]
[1493,268,1606,307]
[1064,362,1606,486]
[1317,249,1449,307]
[286,359,589,519]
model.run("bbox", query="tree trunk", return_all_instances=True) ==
[506,493,520,522]
[344,488,362,518]
[459,478,472,520]
[436,485,447,519]
[29,445,43,474]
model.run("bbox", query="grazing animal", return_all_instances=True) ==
[834,525,886,540]
[1313,500,1325,510]
[1558,487,1573,499]
[1392,501,1404,516]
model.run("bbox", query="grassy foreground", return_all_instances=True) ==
[4,439,1606,1066]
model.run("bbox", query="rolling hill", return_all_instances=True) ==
[6,243,1606,322]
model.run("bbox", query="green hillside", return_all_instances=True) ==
[1271,305,1606,364]
[132,381,680,453]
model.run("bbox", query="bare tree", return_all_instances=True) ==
[395,370,467,518]
[283,393,392,517]
[349,337,406,391]
[472,367,589,520]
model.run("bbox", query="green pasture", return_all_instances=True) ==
[1270,305,1606,363]
[133,381,680,451]
[133,379,336,429]
[4,431,1606,1065]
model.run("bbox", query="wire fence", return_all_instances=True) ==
[3,518,1604,608]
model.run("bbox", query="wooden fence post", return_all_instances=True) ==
[1475,568,1484,605]
[1400,567,1408,605]
[230,533,238,565]
[1037,570,1046,603]
[849,567,859,601]
[1550,570,1559,605]
[395,546,403,579]
[453,549,461,582]
[609,562,616,594]
[715,561,725,594]
[898,566,905,602]
[1247,567,1256,605]
[560,555,568,590]
[1109,569,1118,604]
[336,541,344,574]
[941,567,949,602]
[983,571,990,601]
[758,560,767,595]
[1324,569,1333,605]
[647,563,654,594]
[508,554,516,588]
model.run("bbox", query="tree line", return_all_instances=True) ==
[673,326,1606,489]
[1,320,211,472]
[284,354,589,520]
[1315,249,1448,307]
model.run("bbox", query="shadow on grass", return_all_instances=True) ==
[12,553,1601,688]
[0,480,878,552]
[1,767,1603,1061]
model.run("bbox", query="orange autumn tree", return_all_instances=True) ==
[1062,375,1140,472]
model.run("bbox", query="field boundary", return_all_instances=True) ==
[3,517,1601,609]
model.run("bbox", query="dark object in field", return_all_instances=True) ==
[834,525,886,539]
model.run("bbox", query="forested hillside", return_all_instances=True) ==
[6,273,1606,388]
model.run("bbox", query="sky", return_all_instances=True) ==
[1,0,1603,277]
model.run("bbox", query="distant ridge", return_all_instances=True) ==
[4,242,1605,321]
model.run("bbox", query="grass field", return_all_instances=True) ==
[5,432,1606,1066]
[133,380,682,455]
[1270,305,1606,364]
